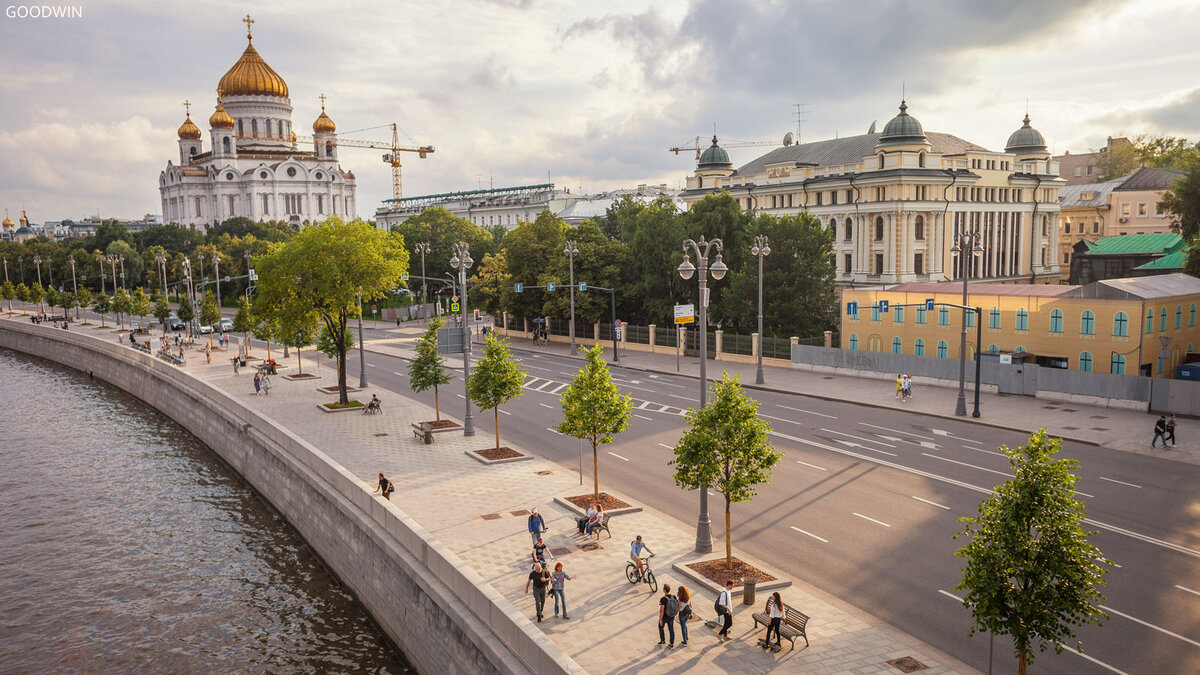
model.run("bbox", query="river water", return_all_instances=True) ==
[0,349,411,673]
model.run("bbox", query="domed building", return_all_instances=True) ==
[159,17,356,230]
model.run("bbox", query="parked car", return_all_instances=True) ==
[218,318,234,333]
[391,287,413,296]
[167,312,185,331]
[197,324,213,334]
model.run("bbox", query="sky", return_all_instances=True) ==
[1,0,1198,222]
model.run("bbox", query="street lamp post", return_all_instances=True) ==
[357,290,368,388]
[155,252,167,298]
[70,257,79,319]
[33,255,44,315]
[181,258,194,337]
[449,242,475,437]
[18,256,24,285]
[1,258,10,314]
[563,239,579,354]
[118,257,126,292]
[243,251,252,300]
[415,242,430,320]
[677,235,728,554]
[212,252,222,310]
[950,231,983,417]
[751,235,771,385]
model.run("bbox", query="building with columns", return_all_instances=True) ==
[680,102,1064,286]
[159,17,356,231]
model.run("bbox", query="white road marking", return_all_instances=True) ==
[938,589,964,602]
[777,405,837,419]
[1063,647,1128,675]
[930,428,983,444]
[912,496,950,510]
[668,393,695,402]
[539,403,554,409]
[922,453,1011,478]
[759,413,805,426]
[367,363,377,368]
[796,461,827,471]
[392,371,404,376]
[533,380,557,391]
[499,409,511,416]
[523,364,554,371]
[1176,585,1200,597]
[853,512,891,527]
[1099,605,1200,648]
[964,445,1005,457]
[608,451,630,462]
[657,443,674,450]
[456,394,465,399]
[860,422,934,440]
[1099,476,1141,488]
[550,384,567,394]
[790,526,828,543]
[546,427,563,435]
[612,380,656,392]
[820,428,897,448]
[634,414,652,421]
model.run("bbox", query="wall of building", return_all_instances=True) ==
[1110,188,1175,235]
[0,321,581,675]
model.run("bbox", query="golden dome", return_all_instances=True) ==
[178,115,202,140]
[218,35,289,99]
[313,110,336,134]
[2,212,13,228]
[209,98,235,129]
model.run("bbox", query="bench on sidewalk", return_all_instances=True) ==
[751,601,809,650]
[410,421,457,444]
[590,512,611,540]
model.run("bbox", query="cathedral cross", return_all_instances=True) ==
[184,100,191,117]
[243,14,254,38]
[319,93,326,111]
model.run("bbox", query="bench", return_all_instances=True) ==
[752,602,810,650]
[589,512,611,540]
[411,422,434,444]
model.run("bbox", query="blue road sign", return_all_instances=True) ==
[402,272,409,281]
[514,283,523,293]
[548,282,557,292]
[847,301,858,315]
[879,300,889,313]
[925,298,935,311]
[578,282,587,291]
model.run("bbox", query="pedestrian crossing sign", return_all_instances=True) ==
[451,302,460,312]
[402,272,409,281]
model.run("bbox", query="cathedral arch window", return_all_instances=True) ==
[874,217,884,241]
[262,194,270,215]
[918,152,926,168]
[878,154,884,169]
[844,218,852,241]
[251,119,258,136]
[194,197,202,217]
[223,137,231,154]
[237,120,244,135]
[914,215,924,240]
[326,141,334,157]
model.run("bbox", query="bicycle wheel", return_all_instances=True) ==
[625,563,639,584]
[645,570,657,592]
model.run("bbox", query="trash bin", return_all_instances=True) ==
[743,577,756,606]
[239,357,247,367]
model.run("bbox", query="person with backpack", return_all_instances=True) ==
[527,508,546,546]
[524,562,551,622]
[715,580,734,640]
[657,584,678,648]
[676,585,693,646]
[372,472,395,501]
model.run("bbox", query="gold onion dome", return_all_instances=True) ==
[218,35,289,98]
[209,99,235,129]
[313,108,336,134]
[2,213,13,228]
[177,114,202,140]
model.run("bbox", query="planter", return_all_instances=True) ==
[318,400,365,413]
[284,373,319,381]
[671,555,791,598]
[554,492,642,517]
[317,385,360,394]
[465,447,532,465]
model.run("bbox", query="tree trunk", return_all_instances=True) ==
[296,348,303,375]
[593,442,600,503]
[725,498,733,569]
[337,346,348,405]
[100,313,105,327]
[1018,651,1027,675]
[266,340,272,361]
[434,385,441,421]
[244,332,250,356]
[494,408,501,451]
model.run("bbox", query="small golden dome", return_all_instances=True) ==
[19,209,28,223]
[2,212,13,228]
[290,130,297,143]
[178,115,202,140]
[313,110,336,134]
[209,99,235,129]
[218,35,289,99]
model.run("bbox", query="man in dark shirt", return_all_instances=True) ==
[1152,416,1168,447]
[524,563,551,622]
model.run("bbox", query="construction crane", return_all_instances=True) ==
[668,135,781,163]
[296,123,434,199]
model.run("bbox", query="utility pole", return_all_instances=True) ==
[751,235,770,384]
[358,290,367,388]
[950,232,982,417]
[563,239,579,354]
[212,251,222,311]
[450,242,475,437]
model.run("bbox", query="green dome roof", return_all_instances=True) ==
[1005,114,1047,154]
[14,226,33,235]
[697,135,732,170]
[878,100,926,146]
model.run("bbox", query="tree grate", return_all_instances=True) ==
[374,433,389,437]
[480,513,501,520]
[578,542,602,552]
[887,656,928,673]
[510,509,530,516]
[536,471,552,476]
[549,547,571,557]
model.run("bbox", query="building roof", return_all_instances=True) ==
[697,136,732,170]
[1062,273,1200,300]
[878,101,927,147]
[1113,166,1184,192]
[879,282,1076,297]
[735,131,988,177]
[1132,250,1186,271]
[1059,177,1123,208]
[1005,114,1048,154]
[1082,232,1182,256]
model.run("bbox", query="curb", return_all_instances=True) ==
[670,557,793,598]
[552,495,643,518]
[465,449,533,465]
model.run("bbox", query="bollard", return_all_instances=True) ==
[743,577,756,605]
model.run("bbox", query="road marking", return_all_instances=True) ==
[456,394,465,399]
[796,460,827,471]
[1176,585,1200,597]
[1063,647,1128,675]
[1099,605,1200,648]
[964,445,1005,457]
[539,403,554,409]
[657,443,674,450]
[608,451,629,462]
[853,512,891,527]
[546,427,563,435]
[1099,476,1141,489]
[922,452,1011,478]
[533,380,557,391]
[833,439,898,456]
[790,526,828,543]
[392,371,404,376]
[929,428,983,444]
[668,393,695,402]
[550,384,567,394]
[523,364,554,371]
[367,363,377,368]
[777,405,838,419]
[759,413,805,426]
[820,428,897,447]
[860,422,934,440]
[499,409,511,415]
[634,414,652,421]
[912,496,950,510]
[938,589,963,602]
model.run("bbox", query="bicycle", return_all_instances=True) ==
[625,556,658,592]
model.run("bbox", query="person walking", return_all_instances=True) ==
[261,374,271,396]
[1166,414,1177,446]
[532,537,552,568]
[901,374,912,402]
[550,562,574,620]
[524,562,551,622]
[676,586,693,646]
[372,472,395,501]
[715,580,734,640]
[527,508,546,547]
[1152,415,1168,447]
[205,344,211,364]
[762,591,784,649]
[253,372,261,396]
[895,373,903,399]
[657,584,678,648]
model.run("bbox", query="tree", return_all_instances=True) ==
[470,250,511,317]
[0,280,13,313]
[110,289,131,331]
[75,287,93,324]
[1160,159,1200,240]
[621,196,686,324]
[1136,135,1200,169]
[152,292,171,335]
[554,344,633,502]
[15,283,29,314]
[391,207,495,283]
[953,429,1110,675]
[1185,241,1200,278]
[408,318,454,421]
[175,293,194,330]
[105,239,143,289]
[466,332,526,451]
[253,217,408,405]
[278,322,315,375]
[670,372,782,569]
[57,292,75,320]
[93,291,110,328]
[499,211,569,320]
[43,286,59,317]
[199,289,220,346]
[233,296,254,356]
[316,322,354,382]
[540,221,631,324]
[130,287,152,330]
[680,191,752,326]
[1093,138,1141,182]
[28,284,44,317]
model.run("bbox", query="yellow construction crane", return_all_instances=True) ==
[296,123,434,199]
[669,135,782,162]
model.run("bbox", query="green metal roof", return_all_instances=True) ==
[1132,250,1186,270]
[878,100,926,146]
[697,136,732,170]
[1082,232,1183,256]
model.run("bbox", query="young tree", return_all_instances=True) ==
[554,344,633,502]
[199,289,220,347]
[130,287,152,330]
[953,429,1110,675]
[466,332,526,451]
[15,283,29,314]
[28,284,45,318]
[670,372,782,569]
[42,286,58,317]
[93,291,110,328]
[233,295,254,356]
[110,289,131,331]
[408,317,453,421]
[152,292,171,335]
[75,287,93,324]
[277,322,315,375]
[0,280,13,313]
[58,292,75,321]
[175,293,194,331]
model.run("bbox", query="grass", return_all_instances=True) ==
[322,399,365,409]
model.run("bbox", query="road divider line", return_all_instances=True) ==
[937,589,964,602]
[789,526,828,543]
[668,393,694,401]
[1099,477,1142,489]
[1176,585,1200,597]
[539,403,554,409]
[796,461,827,471]
[922,452,1011,478]
[608,451,629,462]
[546,427,563,436]
[819,428,897,448]
[456,394,465,399]
[860,422,934,440]
[1062,647,1128,675]
[759,413,805,426]
[392,371,404,376]
[777,405,837,419]
[634,414,652,421]
[912,496,950,510]
[367,363,377,368]
[657,443,674,450]
[499,409,510,416]
[852,512,891,527]
[1098,605,1200,648]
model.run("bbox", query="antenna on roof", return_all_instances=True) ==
[902,81,906,100]
[793,103,809,145]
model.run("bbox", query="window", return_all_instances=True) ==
[914,338,925,356]
[1122,203,1131,217]
[988,344,999,354]
[1175,305,1183,329]
[830,191,837,205]
[222,137,231,154]
[938,306,950,325]
[251,119,258,136]
[914,253,924,275]
[1190,303,1196,327]
[1080,310,1095,335]
[1063,253,1069,264]
[226,195,235,215]
[989,307,1001,329]
[1050,309,1063,333]
[1113,312,1128,336]
[892,337,902,354]
[1016,308,1028,331]
[815,192,823,206]
[846,189,854,203]
[194,196,201,217]
[894,306,904,323]
[914,215,924,240]
[1160,307,1167,331]
[844,218,853,241]
[916,307,927,324]
[849,334,858,350]
[1146,308,1154,333]
[261,194,269,214]
[965,310,975,328]
[1074,166,1082,177]
[872,305,881,321]
[326,141,334,157]
[878,154,885,169]
[874,217,884,241]
[875,253,884,275]
[1138,203,1147,217]
[937,340,948,358]
[1157,357,1165,374]
[1086,165,1093,176]
[316,194,324,214]
[1080,352,1093,372]
[1111,353,1126,374]
[843,254,852,274]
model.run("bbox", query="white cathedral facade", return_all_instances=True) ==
[159,18,356,231]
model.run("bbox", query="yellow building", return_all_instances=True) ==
[840,273,1200,378]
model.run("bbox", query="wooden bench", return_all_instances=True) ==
[589,512,612,540]
[751,601,810,650]
[411,422,434,444]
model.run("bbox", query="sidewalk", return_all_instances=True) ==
[166,334,976,673]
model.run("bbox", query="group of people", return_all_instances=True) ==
[252,370,271,396]
[575,501,606,537]
[531,327,549,346]
[524,508,578,621]
[895,373,915,401]
[1152,414,1179,447]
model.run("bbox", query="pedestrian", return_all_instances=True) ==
[550,561,574,620]
[577,502,596,535]
[232,356,240,374]
[253,372,261,395]
[762,591,784,649]
[657,584,678,648]
[585,504,604,537]
[714,580,734,640]
[1152,415,1168,447]
[262,374,271,396]
[205,345,211,364]
[524,562,551,622]
[895,373,903,399]
[532,537,552,567]
[1166,414,1177,446]
[901,374,912,402]
[527,508,546,547]
[676,586,692,646]
[372,472,395,500]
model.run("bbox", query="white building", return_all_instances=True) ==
[159,18,356,231]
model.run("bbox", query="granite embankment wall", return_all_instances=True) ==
[0,321,580,675]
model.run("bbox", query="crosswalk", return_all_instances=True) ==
[521,376,686,416]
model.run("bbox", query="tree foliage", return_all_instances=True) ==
[554,344,633,501]
[1160,157,1200,241]
[953,429,1110,675]
[466,332,526,451]
[390,207,496,291]
[408,317,454,421]
[110,289,131,330]
[75,287,93,323]
[92,291,110,327]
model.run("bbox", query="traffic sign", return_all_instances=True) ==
[578,282,587,291]
[514,283,523,293]
[452,295,459,302]
[402,272,409,281]
[615,327,623,340]
[451,302,460,312]
[437,327,464,355]
[674,303,695,325]
[548,282,557,292]
[248,269,257,281]
[474,309,481,322]
[925,298,935,311]
[847,301,858,315]
[878,300,889,313]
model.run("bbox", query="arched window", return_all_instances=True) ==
[918,152,926,168]
[1016,308,1029,331]
[222,137,231,154]
[892,337,902,354]
[878,154,885,169]
[988,344,999,354]
[937,340,948,358]
[1080,352,1093,372]
[1160,307,1167,331]
[830,217,837,231]
[251,119,258,136]
[1111,353,1126,375]
[914,215,924,240]
[989,307,1001,329]
[697,176,703,188]
[1146,308,1155,333]
[849,334,858,351]
[874,217,884,241]
[326,141,334,157]
[844,218,853,241]
[1080,310,1095,335]
[914,338,925,356]
[189,146,197,156]
[1113,311,1128,336]
[237,119,244,135]
[1050,309,1063,333]
[1176,305,1183,329]
[869,336,881,352]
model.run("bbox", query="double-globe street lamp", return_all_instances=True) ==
[950,231,983,418]
[751,235,771,385]
[33,256,44,316]
[414,242,431,320]
[69,257,79,320]
[563,239,579,354]
[677,235,728,554]
[449,242,476,437]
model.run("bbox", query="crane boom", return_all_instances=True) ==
[294,123,434,199]
[668,135,778,161]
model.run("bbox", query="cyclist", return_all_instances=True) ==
[629,535,655,580]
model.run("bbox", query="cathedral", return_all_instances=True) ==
[159,16,357,231]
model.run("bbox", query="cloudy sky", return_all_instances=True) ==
[1,0,1198,222]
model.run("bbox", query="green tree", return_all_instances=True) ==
[130,287,152,330]
[106,240,143,289]
[680,191,752,325]
[43,286,59,317]
[28,284,44,317]
[315,322,354,382]
[1160,159,1200,240]
[0,280,13,313]
[175,293,194,330]
[152,292,171,335]
[470,250,511,316]
[75,287,93,324]
[554,344,633,502]
[391,207,495,284]
[253,217,408,404]
[15,283,29,314]
[408,317,454,421]
[93,291,110,327]
[1093,138,1141,182]
[541,221,631,324]
[110,289,131,331]
[278,322,316,375]
[466,332,527,451]
[1185,241,1200,278]
[57,292,75,320]
[953,429,1110,675]
[199,289,220,346]
[1136,135,1200,169]
[621,196,687,324]
[233,296,255,356]
[670,372,782,569]
[500,211,568,320]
